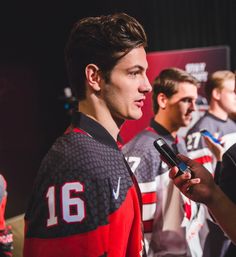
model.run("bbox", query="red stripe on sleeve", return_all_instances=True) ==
[194,155,212,164]
[142,192,157,205]
[143,219,153,233]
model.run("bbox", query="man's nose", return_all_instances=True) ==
[141,75,152,93]
[190,100,196,111]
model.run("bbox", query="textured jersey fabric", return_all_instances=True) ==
[24,112,143,257]
[186,111,236,173]
[123,120,207,257]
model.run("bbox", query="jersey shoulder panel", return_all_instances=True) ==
[123,130,168,183]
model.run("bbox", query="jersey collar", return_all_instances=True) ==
[71,112,119,150]
[150,118,177,142]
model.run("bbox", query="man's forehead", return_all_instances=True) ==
[115,47,148,69]
[172,82,198,97]
[222,79,235,88]
[176,82,197,91]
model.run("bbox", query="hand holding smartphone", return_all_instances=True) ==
[200,129,222,145]
[153,138,192,177]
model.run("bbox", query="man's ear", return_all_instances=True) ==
[157,93,168,109]
[212,88,221,101]
[85,64,102,92]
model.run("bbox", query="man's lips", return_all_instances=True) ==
[135,99,144,108]
[185,113,193,120]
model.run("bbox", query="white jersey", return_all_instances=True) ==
[123,121,208,257]
[186,111,236,173]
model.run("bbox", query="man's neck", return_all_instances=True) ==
[78,101,121,141]
[208,104,228,121]
[154,115,178,138]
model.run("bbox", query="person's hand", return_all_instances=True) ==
[169,154,218,204]
[203,135,224,161]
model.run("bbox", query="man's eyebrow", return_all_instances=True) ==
[128,65,146,71]
[180,97,196,101]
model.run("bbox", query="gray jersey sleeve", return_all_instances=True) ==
[0,175,6,203]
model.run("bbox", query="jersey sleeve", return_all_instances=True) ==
[0,175,6,204]
[123,140,161,236]
[0,175,7,230]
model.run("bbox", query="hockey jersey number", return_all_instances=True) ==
[46,182,85,227]
[186,132,201,151]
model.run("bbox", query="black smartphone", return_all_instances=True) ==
[153,137,191,177]
[200,129,222,145]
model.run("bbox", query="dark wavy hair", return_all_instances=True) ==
[65,13,147,100]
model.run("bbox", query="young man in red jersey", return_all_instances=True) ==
[23,13,152,257]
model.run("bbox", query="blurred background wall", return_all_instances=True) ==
[0,0,235,218]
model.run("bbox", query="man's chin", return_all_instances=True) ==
[128,110,143,120]
[183,120,191,127]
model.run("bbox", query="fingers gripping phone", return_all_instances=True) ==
[153,138,191,177]
[200,129,222,145]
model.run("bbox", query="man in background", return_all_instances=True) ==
[186,70,236,257]
[123,68,207,257]
[186,70,236,173]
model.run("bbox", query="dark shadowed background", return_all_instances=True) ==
[0,0,235,217]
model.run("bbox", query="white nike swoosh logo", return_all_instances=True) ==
[113,177,121,200]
